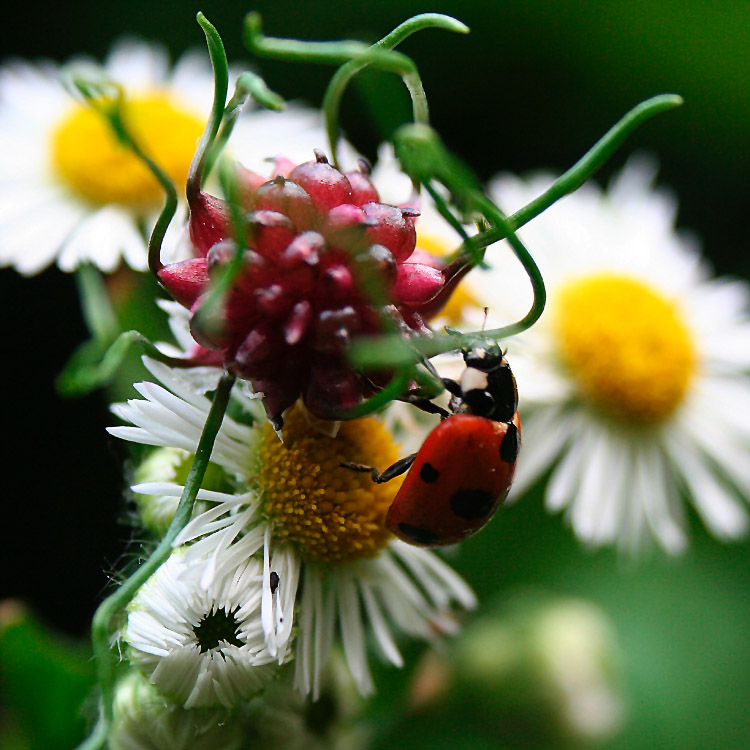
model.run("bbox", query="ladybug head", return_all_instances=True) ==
[462,341,504,372]
[459,342,518,423]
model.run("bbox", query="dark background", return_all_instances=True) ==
[2,2,750,748]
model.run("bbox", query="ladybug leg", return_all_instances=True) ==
[356,361,452,418]
[398,394,451,419]
[397,358,460,418]
[341,453,417,483]
[419,357,459,397]
[442,377,462,397]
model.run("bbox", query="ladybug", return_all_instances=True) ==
[345,341,521,547]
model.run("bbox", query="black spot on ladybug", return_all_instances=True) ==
[419,462,439,483]
[398,523,440,545]
[500,422,520,464]
[450,489,495,520]
[270,571,280,594]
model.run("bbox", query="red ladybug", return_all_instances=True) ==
[345,342,521,547]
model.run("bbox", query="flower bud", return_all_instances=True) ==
[158,258,209,308]
[411,594,626,746]
[132,447,233,536]
[362,202,418,262]
[110,671,245,750]
[345,168,380,206]
[188,192,230,257]
[167,151,477,427]
[393,263,445,305]
[246,209,296,260]
[288,150,353,211]
[251,175,316,230]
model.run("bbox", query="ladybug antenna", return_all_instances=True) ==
[481,307,489,332]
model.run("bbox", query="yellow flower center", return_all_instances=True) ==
[417,233,480,326]
[51,93,204,208]
[553,273,697,423]
[257,407,404,563]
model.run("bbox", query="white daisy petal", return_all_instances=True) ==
[337,573,373,695]
[545,413,590,513]
[634,443,686,554]
[586,433,628,545]
[312,571,337,700]
[569,420,615,544]
[665,431,748,540]
[510,404,577,497]
[360,583,403,666]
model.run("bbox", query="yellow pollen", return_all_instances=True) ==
[51,92,204,208]
[417,234,453,259]
[257,407,404,563]
[553,273,697,424]
[417,233,481,326]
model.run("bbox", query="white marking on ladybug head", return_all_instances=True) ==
[460,367,489,395]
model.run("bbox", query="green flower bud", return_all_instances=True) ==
[132,447,234,536]
[110,671,245,750]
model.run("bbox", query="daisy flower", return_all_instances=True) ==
[0,39,329,275]
[464,157,750,554]
[124,548,279,708]
[110,357,476,699]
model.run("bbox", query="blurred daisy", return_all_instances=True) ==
[110,358,476,698]
[125,549,278,708]
[463,157,750,554]
[0,39,331,275]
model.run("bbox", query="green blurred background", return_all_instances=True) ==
[2,1,750,748]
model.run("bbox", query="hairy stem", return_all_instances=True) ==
[76,371,236,750]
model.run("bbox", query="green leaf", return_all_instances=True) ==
[0,601,96,750]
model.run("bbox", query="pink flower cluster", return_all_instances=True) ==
[158,151,469,428]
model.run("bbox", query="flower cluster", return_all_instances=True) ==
[159,149,469,427]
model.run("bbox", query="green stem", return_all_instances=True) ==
[394,122,547,343]
[76,371,236,750]
[67,64,182,278]
[243,12,434,153]
[326,369,412,419]
[204,71,285,179]
[424,182,471,244]
[459,93,684,256]
[94,93,178,279]
[470,194,546,340]
[321,13,469,164]
[186,12,229,200]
